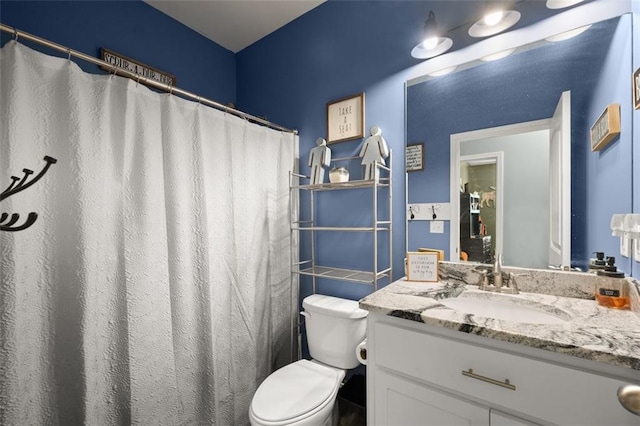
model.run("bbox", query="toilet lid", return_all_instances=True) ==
[251,360,339,422]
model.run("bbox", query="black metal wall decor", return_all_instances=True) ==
[1,156,57,232]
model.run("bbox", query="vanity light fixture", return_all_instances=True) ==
[546,0,584,9]
[479,48,516,62]
[411,11,453,59]
[545,24,592,42]
[468,3,521,38]
[428,66,457,77]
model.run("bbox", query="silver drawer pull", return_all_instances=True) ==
[462,368,516,391]
[618,385,640,415]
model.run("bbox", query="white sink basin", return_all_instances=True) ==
[440,294,569,325]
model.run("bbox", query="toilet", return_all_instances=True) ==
[249,294,368,426]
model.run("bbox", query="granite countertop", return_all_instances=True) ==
[359,263,640,372]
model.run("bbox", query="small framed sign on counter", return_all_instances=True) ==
[406,143,424,172]
[326,93,365,144]
[406,251,439,282]
[590,103,620,152]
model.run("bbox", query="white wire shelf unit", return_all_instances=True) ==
[290,153,393,293]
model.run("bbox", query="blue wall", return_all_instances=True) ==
[236,1,423,301]
[0,1,236,105]
[1,0,637,286]
[585,15,634,277]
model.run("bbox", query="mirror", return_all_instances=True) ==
[406,14,634,271]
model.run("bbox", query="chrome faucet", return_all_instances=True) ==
[493,254,503,289]
[478,253,519,294]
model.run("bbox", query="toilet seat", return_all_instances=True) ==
[250,360,342,425]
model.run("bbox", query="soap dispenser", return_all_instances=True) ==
[588,251,606,273]
[595,256,629,309]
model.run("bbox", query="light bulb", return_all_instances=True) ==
[421,37,439,51]
[483,11,504,26]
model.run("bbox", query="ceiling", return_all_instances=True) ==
[144,0,326,53]
[143,0,596,57]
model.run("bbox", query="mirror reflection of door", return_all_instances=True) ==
[459,156,500,264]
[450,90,571,269]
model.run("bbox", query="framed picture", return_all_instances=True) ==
[326,93,365,144]
[634,67,640,110]
[405,251,439,282]
[590,103,620,152]
[406,143,424,172]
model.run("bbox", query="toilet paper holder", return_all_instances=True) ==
[359,347,367,361]
[356,338,368,365]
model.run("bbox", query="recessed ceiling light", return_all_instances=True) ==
[545,24,592,42]
[428,66,457,77]
[546,0,584,9]
[479,48,516,62]
[469,10,521,38]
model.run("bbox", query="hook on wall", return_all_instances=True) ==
[1,155,57,232]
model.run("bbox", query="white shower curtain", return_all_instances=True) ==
[0,41,298,425]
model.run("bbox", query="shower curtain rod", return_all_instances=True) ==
[0,23,298,135]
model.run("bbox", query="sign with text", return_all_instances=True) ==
[406,251,439,282]
[406,143,424,172]
[590,103,620,152]
[634,67,640,110]
[101,48,176,87]
[326,93,365,144]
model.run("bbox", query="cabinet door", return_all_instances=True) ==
[490,409,539,426]
[374,369,489,426]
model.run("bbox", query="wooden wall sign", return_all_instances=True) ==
[590,103,620,152]
[326,93,365,144]
[101,48,176,87]
[634,67,640,110]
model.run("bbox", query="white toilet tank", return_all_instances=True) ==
[302,294,368,370]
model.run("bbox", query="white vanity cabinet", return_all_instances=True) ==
[366,313,640,425]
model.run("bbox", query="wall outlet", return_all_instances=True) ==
[430,220,444,234]
[620,235,630,258]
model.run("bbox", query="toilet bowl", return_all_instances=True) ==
[249,295,367,426]
[249,360,345,426]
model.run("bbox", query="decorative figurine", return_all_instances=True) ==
[359,125,389,181]
[308,137,331,185]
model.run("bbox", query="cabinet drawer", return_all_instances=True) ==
[374,322,638,425]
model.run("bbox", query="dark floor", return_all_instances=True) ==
[337,374,366,426]
[338,398,366,426]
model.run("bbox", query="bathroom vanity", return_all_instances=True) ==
[360,265,640,425]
